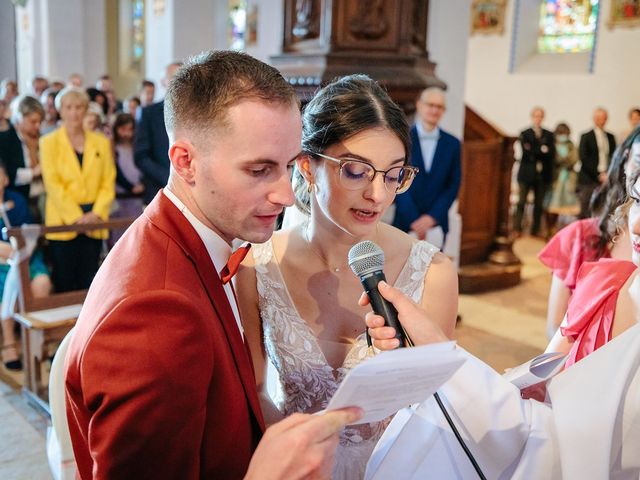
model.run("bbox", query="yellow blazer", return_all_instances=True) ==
[40,127,116,241]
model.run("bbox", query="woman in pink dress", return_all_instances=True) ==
[538,127,640,338]
[545,130,640,366]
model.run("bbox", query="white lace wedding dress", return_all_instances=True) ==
[252,239,439,480]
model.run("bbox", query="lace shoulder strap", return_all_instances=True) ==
[394,240,439,303]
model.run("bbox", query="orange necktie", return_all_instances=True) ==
[220,244,251,284]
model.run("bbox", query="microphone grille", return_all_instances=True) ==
[348,241,384,277]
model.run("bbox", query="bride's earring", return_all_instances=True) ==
[307,182,315,193]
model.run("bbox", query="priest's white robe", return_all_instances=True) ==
[366,322,640,479]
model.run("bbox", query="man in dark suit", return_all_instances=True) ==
[577,107,616,219]
[134,62,182,204]
[65,51,360,480]
[513,107,555,236]
[393,87,461,247]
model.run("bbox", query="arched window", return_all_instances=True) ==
[538,0,600,53]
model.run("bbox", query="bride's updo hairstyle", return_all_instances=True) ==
[293,74,410,215]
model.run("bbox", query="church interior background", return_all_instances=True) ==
[0,0,639,477]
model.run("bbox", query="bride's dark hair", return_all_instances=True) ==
[293,74,410,215]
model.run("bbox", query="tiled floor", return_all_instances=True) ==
[0,236,550,479]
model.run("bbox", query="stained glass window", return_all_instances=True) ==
[228,0,247,51]
[132,0,145,66]
[538,0,599,53]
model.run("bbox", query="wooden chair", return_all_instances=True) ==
[3,218,135,413]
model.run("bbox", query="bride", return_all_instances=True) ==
[236,74,458,479]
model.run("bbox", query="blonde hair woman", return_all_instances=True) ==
[40,87,115,292]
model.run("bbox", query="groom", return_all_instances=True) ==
[64,50,360,479]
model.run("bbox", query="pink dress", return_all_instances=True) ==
[562,258,637,368]
[538,218,608,291]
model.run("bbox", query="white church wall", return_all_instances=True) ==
[427,0,472,139]
[465,0,640,141]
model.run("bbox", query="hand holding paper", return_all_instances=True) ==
[323,341,466,424]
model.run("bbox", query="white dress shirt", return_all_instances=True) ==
[163,187,244,338]
[594,127,609,174]
[415,122,440,173]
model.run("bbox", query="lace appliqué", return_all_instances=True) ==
[253,240,437,478]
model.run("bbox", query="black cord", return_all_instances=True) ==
[404,332,487,480]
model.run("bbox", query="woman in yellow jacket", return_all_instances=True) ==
[40,87,115,292]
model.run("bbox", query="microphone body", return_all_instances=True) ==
[348,241,406,346]
[359,270,406,346]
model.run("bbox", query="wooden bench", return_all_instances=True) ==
[3,218,135,414]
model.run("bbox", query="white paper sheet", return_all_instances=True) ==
[324,342,466,424]
[502,352,568,389]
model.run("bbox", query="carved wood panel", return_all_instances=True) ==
[333,0,401,50]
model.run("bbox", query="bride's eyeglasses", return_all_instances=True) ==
[311,152,419,194]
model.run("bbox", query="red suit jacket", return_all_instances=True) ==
[65,192,265,479]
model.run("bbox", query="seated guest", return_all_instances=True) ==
[539,127,640,338]
[1,96,46,221]
[0,160,51,370]
[40,87,115,292]
[237,74,458,480]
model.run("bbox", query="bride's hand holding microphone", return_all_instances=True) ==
[359,281,449,350]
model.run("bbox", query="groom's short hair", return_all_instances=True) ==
[164,50,298,146]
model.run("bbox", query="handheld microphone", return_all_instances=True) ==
[348,240,406,347]
[348,240,487,480]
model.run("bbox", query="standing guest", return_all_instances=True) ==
[49,79,65,93]
[138,79,155,107]
[111,113,144,228]
[64,50,360,480]
[392,87,461,248]
[40,87,116,292]
[95,75,122,113]
[1,96,46,221]
[0,79,18,106]
[0,100,8,132]
[67,73,83,88]
[124,95,141,119]
[545,122,579,235]
[134,61,182,204]
[577,107,616,219]
[621,107,640,141]
[82,102,106,134]
[31,76,49,98]
[513,106,555,237]
[0,160,51,371]
[39,88,60,135]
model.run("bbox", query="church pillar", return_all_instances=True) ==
[14,0,107,91]
[144,0,217,94]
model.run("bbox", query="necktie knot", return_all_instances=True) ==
[221,244,251,284]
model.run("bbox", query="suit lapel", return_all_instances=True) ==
[147,193,265,431]
[58,128,84,179]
